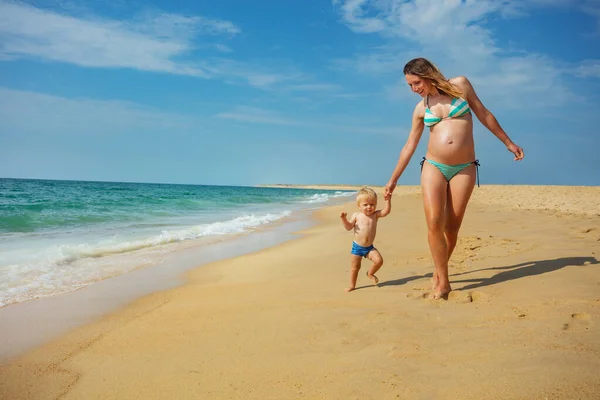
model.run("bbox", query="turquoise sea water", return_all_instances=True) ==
[0,178,354,307]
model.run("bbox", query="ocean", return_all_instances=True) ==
[0,178,355,307]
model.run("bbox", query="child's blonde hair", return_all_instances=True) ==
[356,186,377,205]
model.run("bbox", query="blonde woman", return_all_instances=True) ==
[384,58,524,300]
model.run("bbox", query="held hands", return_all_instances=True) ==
[507,142,524,161]
[384,181,396,199]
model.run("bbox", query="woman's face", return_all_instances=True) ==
[405,74,431,97]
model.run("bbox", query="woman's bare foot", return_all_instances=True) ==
[345,287,355,293]
[431,271,440,290]
[430,284,451,300]
[431,277,438,290]
[367,272,379,285]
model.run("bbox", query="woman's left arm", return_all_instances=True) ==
[453,76,524,161]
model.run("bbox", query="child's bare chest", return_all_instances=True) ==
[355,214,377,233]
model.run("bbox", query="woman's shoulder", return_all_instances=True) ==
[449,76,473,93]
[413,99,426,117]
[449,75,468,84]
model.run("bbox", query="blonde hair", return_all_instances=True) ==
[403,58,463,99]
[356,186,377,205]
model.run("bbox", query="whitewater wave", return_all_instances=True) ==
[0,211,290,307]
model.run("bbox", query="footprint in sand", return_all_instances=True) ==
[448,291,473,303]
[574,227,600,241]
[562,312,592,331]
[511,307,527,318]
[410,290,489,303]
[407,292,428,300]
[408,291,439,300]
[468,290,490,303]
[444,290,490,304]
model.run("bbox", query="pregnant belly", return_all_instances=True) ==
[427,122,475,164]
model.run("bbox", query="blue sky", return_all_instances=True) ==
[1,0,599,186]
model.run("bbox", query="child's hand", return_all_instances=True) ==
[384,193,391,201]
[340,212,347,218]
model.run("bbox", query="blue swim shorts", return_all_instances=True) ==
[351,242,375,258]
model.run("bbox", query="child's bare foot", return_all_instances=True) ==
[345,287,355,292]
[367,273,379,285]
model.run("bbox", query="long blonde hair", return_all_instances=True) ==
[403,58,463,98]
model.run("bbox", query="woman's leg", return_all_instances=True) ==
[445,164,477,262]
[421,162,450,298]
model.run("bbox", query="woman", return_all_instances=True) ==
[384,58,524,300]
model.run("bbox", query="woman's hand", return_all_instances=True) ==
[384,181,397,198]
[507,142,524,161]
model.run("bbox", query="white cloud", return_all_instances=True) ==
[574,60,600,78]
[333,0,387,33]
[0,1,239,77]
[131,12,240,38]
[0,2,344,93]
[331,0,582,107]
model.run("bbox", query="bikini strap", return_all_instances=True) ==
[420,157,426,172]
[473,159,481,187]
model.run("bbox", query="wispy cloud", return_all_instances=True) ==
[574,60,600,78]
[213,43,233,53]
[287,84,342,92]
[216,105,401,136]
[202,58,304,89]
[0,2,342,93]
[581,0,600,35]
[0,1,238,76]
[216,106,298,126]
[0,87,200,135]
[331,0,583,107]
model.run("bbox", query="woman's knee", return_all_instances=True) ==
[426,214,445,234]
[444,214,463,236]
[444,221,461,237]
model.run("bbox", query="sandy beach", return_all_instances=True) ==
[1,185,599,400]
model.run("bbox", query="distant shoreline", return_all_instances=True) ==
[257,184,385,191]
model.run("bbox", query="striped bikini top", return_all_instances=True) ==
[423,95,471,127]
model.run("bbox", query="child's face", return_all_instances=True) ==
[358,197,377,216]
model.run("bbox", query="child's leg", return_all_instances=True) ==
[346,255,362,292]
[365,249,383,284]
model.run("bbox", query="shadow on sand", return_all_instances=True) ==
[378,272,433,288]
[377,256,598,291]
[451,256,598,291]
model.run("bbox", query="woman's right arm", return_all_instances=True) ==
[385,103,425,195]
